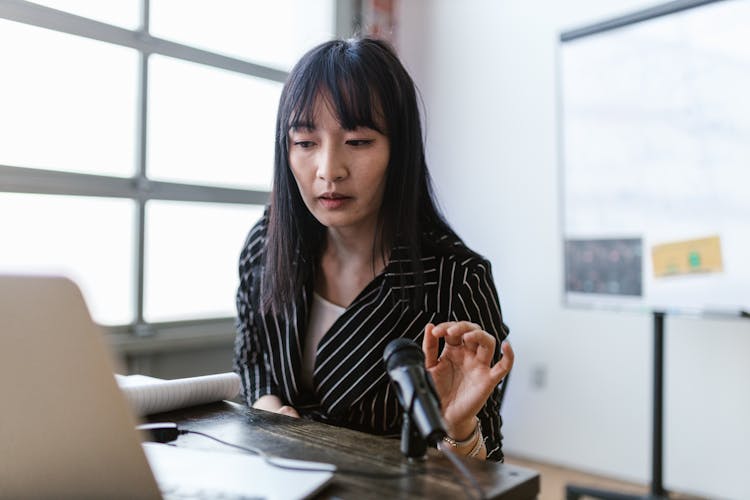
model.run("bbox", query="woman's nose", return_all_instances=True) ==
[316,144,348,182]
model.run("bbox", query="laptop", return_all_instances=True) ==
[0,275,333,499]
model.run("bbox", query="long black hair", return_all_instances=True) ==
[262,37,458,314]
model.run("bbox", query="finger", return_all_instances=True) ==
[461,329,497,365]
[429,321,456,339]
[278,406,300,418]
[422,323,439,369]
[432,321,479,346]
[445,322,482,346]
[490,341,515,382]
[430,321,461,346]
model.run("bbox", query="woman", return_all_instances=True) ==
[234,37,514,461]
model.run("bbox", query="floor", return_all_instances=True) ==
[504,455,706,500]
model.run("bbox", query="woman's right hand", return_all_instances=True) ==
[252,394,300,418]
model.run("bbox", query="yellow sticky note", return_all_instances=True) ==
[651,235,723,278]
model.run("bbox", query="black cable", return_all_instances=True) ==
[139,422,483,495]
[137,422,484,500]
[437,441,486,500]
[192,430,486,499]
[181,429,420,480]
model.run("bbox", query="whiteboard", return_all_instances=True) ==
[559,0,750,314]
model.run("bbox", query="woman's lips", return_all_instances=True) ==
[318,195,351,209]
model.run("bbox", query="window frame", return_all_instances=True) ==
[0,0,357,342]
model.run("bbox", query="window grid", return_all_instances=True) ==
[0,0,352,337]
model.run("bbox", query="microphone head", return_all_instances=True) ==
[383,338,424,371]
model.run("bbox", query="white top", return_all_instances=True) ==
[302,292,346,391]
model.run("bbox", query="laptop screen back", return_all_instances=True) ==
[0,275,160,499]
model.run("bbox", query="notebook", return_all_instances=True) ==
[0,275,333,499]
[115,371,242,417]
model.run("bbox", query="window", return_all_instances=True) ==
[147,55,281,190]
[0,1,340,333]
[144,201,264,322]
[150,0,335,71]
[0,19,139,177]
[0,193,136,324]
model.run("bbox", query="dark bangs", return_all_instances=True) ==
[283,42,387,135]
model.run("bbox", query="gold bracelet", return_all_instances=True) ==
[442,417,480,448]
[467,427,484,458]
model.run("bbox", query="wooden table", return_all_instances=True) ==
[150,401,539,499]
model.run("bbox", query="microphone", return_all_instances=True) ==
[383,338,447,445]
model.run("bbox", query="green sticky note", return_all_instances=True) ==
[688,251,701,268]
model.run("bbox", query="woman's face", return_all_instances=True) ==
[288,97,390,236]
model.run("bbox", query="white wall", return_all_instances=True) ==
[396,1,750,499]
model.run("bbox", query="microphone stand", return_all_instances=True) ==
[400,411,428,459]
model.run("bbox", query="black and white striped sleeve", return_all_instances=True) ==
[233,222,278,405]
[451,258,510,462]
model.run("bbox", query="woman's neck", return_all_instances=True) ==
[325,225,380,266]
[316,224,389,307]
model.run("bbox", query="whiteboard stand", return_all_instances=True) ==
[565,311,667,500]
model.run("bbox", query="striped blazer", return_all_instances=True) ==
[233,213,510,461]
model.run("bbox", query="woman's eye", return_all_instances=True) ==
[346,139,373,147]
[294,141,315,149]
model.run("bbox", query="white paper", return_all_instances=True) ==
[143,443,334,500]
[115,372,241,416]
